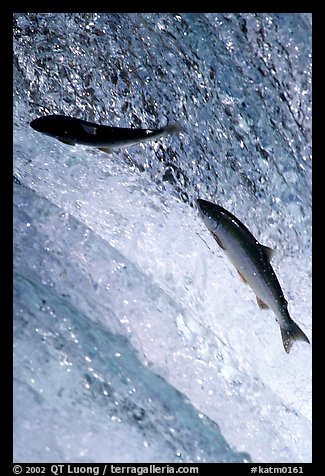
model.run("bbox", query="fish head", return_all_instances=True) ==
[196,199,223,233]
[30,115,78,143]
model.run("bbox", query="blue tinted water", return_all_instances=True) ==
[13,13,311,463]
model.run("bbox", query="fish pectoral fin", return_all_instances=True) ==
[58,138,75,146]
[237,269,248,284]
[212,233,226,250]
[81,124,97,135]
[256,296,270,309]
[98,147,114,154]
[260,244,275,261]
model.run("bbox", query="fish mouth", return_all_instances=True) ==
[196,198,207,209]
[30,118,42,131]
[197,198,213,216]
[30,117,51,134]
[196,198,220,229]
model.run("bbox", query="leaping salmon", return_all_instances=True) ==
[197,198,310,353]
[30,114,183,153]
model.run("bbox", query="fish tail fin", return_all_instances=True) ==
[161,122,185,135]
[280,319,310,353]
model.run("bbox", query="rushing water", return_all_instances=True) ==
[13,13,312,463]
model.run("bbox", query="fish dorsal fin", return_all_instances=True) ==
[256,296,270,309]
[260,244,275,261]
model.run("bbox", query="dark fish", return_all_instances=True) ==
[30,114,183,153]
